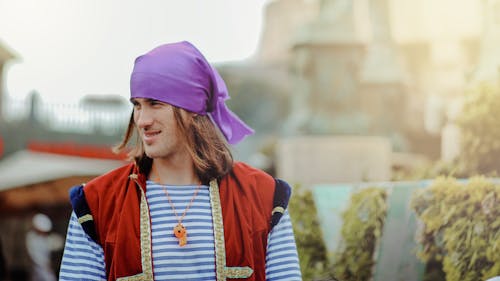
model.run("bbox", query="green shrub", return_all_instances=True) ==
[332,187,388,281]
[410,177,500,281]
[288,184,329,280]
[457,83,500,175]
[392,160,466,181]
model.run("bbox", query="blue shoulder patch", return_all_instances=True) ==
[270,179,292,229]
[69,185,98,242]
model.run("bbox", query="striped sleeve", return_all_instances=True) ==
[265,211,302,281]
[59,212,107,281]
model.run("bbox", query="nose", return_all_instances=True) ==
[134,108,154,129]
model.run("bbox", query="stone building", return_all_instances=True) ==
[259,0,482,150]
[252,0,488,183]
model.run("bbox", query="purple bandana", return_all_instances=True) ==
[130,41,254,144]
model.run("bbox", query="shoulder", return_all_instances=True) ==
[230,161,274,184]
[83,162,135,195]
[68,162,135,243]
[220,162,275,201]
[227,162,293,228]
[70,162,135,220]
[69,162,134,205]
[229,162,291,195]
[87,162,135,187]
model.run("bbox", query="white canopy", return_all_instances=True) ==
[0,150,125,191]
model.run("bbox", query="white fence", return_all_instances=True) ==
[2,96,131,135]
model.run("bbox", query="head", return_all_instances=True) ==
[115,41,253,182]
[32,213,52,234]
[117,99,234,183]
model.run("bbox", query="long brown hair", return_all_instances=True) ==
[113,108,234,184]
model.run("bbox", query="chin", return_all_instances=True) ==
[144,148,171,159]
[144,149,160,159]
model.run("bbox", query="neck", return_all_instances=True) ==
[151,156,199,186]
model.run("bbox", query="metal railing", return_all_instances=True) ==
[2,96,131,135]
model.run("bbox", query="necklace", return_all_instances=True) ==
[153,167,202,247]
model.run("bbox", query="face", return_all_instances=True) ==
[131,98,185,160]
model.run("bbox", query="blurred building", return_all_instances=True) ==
[258,0,482,144]
[0,42,129,279]
[0,42,16,162]
[0,41,15,124]
[0,150,124,278]
[277,136,392,185]
[247,0,494,184]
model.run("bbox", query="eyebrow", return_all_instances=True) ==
[130,98,157,103]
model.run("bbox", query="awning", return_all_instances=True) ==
[0,150,125,191]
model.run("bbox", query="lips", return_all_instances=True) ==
[142,130,161,145]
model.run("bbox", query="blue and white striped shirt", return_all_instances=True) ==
[59,182,302,280]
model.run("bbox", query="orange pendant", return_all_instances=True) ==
[173,223,187,247]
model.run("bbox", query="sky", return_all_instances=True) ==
[0,0,269,103]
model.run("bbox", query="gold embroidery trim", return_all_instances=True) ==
[209,180,254,280]
[224,266,254,278]
[77,214,93,224]
[272,206,285,215]
[116,272,147,281]
[126,175,154,280]
[209,179,227,280]
[138,182,154,280]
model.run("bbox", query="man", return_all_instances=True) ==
[59,41,302,281]
[26,213,63,281]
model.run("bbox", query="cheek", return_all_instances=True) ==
[133,109,141,124]
[133,110,139,123]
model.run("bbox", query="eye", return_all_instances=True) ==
[131,100,141,110]
[149,100,162,106]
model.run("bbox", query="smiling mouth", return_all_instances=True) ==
[144,131,161,137]
[143,130,161,144]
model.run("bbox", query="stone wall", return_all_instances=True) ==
[276,136,392,186]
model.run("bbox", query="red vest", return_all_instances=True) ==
[82,162,275,280]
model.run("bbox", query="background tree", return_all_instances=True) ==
[457,83,500,175]
[288,185,330,280]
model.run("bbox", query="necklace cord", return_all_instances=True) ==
[161,184,201,223]
[152,166,202,224]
